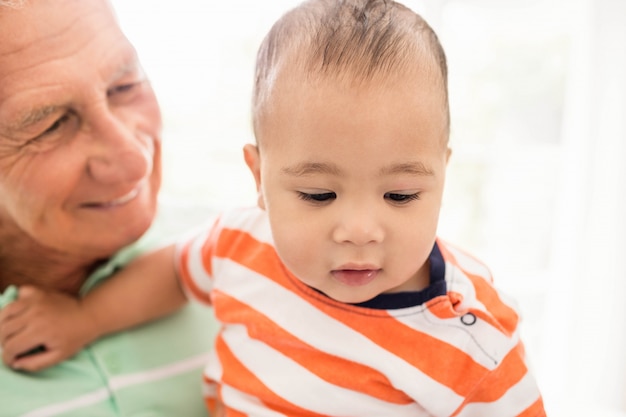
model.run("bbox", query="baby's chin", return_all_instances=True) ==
[308,285,380,305]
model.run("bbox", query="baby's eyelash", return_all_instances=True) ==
[384,192,421,203]
[296,191,419,205]
[297,192,336,202]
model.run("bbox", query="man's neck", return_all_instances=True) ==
[0,236,100,296]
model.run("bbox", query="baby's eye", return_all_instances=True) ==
[384,192,421,204]
[297,192,336,203]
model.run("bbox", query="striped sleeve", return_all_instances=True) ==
[177,216,223,305]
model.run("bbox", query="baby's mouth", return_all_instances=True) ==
[331,269,380,286]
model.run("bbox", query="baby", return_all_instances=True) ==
[1,0,546,415]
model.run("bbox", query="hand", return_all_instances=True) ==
[0,285,97,372]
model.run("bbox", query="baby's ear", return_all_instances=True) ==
[243,144,266,209]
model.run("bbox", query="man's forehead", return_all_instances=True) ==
[0,54,140,134]
[0,0,116,52]
[0,28,138,137]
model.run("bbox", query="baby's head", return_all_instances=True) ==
[252,0,449,144]
[245,0,452,304]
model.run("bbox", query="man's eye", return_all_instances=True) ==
[36,113,72,139]
[43,114,70,135]
[22,113,75,149]
[297,192,336,202]
[107,82,139,97]
[384,192,421,203]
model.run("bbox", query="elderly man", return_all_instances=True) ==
[0,0,217,415]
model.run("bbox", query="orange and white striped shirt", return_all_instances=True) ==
[178,207,545,417]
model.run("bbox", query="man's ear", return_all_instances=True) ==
[445,146,452,165]
[243,144,266,210]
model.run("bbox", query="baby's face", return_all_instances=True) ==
[247,70,450,304]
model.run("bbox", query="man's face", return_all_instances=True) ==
[246,69,450,304]
[0,0,162,257]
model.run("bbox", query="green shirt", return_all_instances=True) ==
[0,205,219,417]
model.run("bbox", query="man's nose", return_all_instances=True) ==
[331,205,384,246]
[86,113,153,184]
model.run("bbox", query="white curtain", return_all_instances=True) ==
[540,0,626,414]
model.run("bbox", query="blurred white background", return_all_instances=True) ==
[112,0,626,415]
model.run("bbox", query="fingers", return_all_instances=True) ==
[0,312,27,344]
[0,285,52,368]
[11,349,64,373]
[1,286,86,372]
[0,284,42,324]
[1,320,47,368]
[16,285,40,299]
[0,294,30,354]
[0,286,41,345]
[0,297,29,322]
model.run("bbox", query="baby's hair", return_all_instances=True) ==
[253,0,449,139]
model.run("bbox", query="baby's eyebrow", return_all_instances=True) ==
[282,161,435,177]
[282,162,342,176]
[379,162,435,176]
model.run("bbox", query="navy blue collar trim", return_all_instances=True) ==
[351,242,447,310]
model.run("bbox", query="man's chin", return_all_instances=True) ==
[86,213,155,257]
